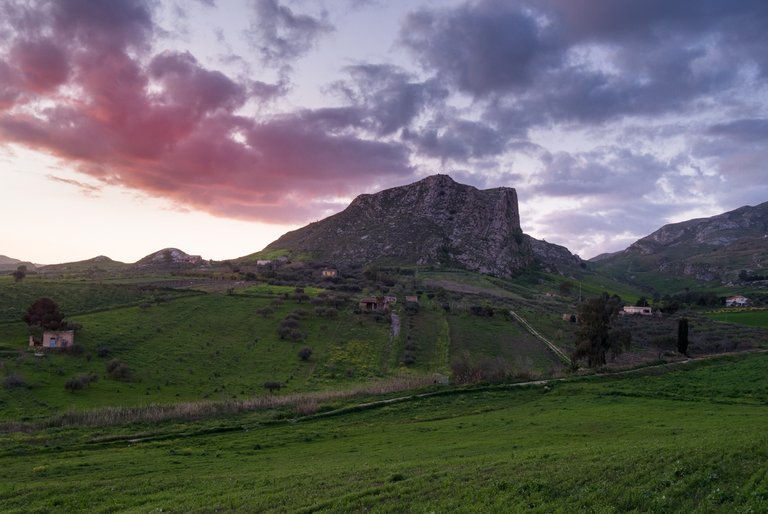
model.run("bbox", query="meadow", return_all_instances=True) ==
[0,352,766,512]
[706,309,768,329]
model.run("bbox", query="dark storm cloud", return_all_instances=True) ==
[402,0,768,126]
[402,119,507,162]
[248,0,334,66]
[400,1,560,96]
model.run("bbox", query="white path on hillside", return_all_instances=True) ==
[508,310,572,366]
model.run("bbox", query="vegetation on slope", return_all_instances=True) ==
[0,353,766,512]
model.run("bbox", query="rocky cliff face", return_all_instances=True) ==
[265,175,579,277]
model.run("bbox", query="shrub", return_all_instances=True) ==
[65,372,98,391]
[96,346,111,358]
[3,374,26,389]
[298,346,313,361]
[264,381,282,393]
[106,359,132,380]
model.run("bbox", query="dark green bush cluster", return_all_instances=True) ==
[313,307,338,318]
[297,346,313,361]
[264,381,282,393]
[277,311,306,341]
[65,372,98,391]
[106,358,132,380]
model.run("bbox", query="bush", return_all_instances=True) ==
[106,358,132,380]
[3,374,26,389]
[264,381,282,393]
[96,346,111,358]
[65,372,98,391]
[298,346,313,361]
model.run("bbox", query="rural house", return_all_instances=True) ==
[29,329,75,349]
[321,268,338,278]
[621,306,653,316]
[726,295,750,307]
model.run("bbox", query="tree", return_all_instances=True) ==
[559,281,574,295]
[23,298,64,330]
[12,265,26,282]
[677,317,689,355]
[264,381,282,393]
[572,293,624,367]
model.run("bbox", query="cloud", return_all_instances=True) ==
[332,64,449,136]
[0,0,412,225]
[402,0,768,127]
[247,0,334,66]
[46,175,102,197]
[400,1,560,96]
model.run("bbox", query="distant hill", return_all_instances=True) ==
[0,255,37,272]
[262,174,579,277]
[38,255,128,274]
[134,248,204,269]
[592,201,768,284]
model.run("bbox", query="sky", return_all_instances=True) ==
[1,0,767,265]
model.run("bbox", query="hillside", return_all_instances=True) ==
[262,175,580,277]
[0,255,36,272]
[592,201,768,286]
[38,255,128,275]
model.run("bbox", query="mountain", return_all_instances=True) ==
[592,201,768,283]
[134,248,204,268]
[262,174,579,277]
[0,255,37,272]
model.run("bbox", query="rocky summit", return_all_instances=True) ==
[264,174,579,277]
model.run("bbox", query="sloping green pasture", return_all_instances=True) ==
[0,292,393,421]
[1,353,766,513]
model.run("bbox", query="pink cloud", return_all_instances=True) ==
[9,38,68,93]
[0,0,412,225]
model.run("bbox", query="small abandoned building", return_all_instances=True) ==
[29,329,75,349]
[726,295,750,307]
[358,296,397,312]
[321,268,338,278]
[621,306,653,316]
[405,295,418,304]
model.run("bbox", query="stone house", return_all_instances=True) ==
[29,329,75,349]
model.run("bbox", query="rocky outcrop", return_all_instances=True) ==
[135,248,203,268]
[265,174,579,277]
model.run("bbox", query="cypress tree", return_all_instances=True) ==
[677,317,689,355]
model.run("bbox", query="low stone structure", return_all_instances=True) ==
[29,329,75,349]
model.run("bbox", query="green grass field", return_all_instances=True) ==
[1,352,766,513]
[707,309,768,328]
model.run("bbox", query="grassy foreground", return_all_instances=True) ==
[1,353,767,513]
